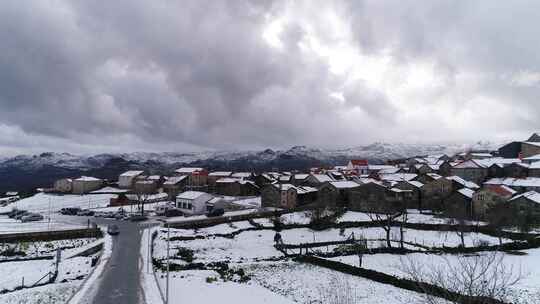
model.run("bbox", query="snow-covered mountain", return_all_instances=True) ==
[0,141,503,171]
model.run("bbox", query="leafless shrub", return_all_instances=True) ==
[400,252,524,304]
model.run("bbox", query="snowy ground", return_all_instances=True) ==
[245,262,450,304]
[0,215,85,234]
[0,193,115,214]
[0,237,98,260]
[0,282,79,304]
[150,211,537,304]
[329,250,540,303]
[155,270,294,304]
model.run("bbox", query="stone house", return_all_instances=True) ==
[415,173,443,185]
[394,180,424,209]
[215,178,260,196]
[348,182,404,213]
[261,184,317,209]
[254,174,275,188]
[508,191,540,219]
[444,188,475,218]
[503,163,529,178]
[527,162,540,178]
[484,177,540,193]
[317,181,360,207]
[175,167,208,188]
[207,171,232,192]
[133,180,158,194]
[305,173,334,187]
[450,160,489,184]
[162,176,189,199]
[472,185,516,219]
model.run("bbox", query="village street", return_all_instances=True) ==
[52,214,147,304]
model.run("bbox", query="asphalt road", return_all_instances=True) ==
[92,220,143,304]
[51,215,146,304]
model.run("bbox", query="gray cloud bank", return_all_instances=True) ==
[0,0,539,156]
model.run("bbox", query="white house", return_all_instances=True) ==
[72,176,104,194]
[119,170,144,188]
[176,191,214,215]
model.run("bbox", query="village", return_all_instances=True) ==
[32,132,540,226]
[1,134,540,304]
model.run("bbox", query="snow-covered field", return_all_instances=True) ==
[0,282,79,304]
[0,236,101,304]
[150,211,538,304]
[0,193,115,214]
[0,238,98,260]
[329,250,540,303]
[246,262,450,304]
[0,216,85,234]
[0,260,53,291]
[155,269,295,304]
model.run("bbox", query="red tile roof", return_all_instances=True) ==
[350,159,368,166]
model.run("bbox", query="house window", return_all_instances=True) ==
[187,203,192,210]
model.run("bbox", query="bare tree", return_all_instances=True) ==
[367,212,401,248]
[398,211,408,249]
[135,190,150,216]
[400,252,524,304]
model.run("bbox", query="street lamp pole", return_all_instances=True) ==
[166,223,170,304]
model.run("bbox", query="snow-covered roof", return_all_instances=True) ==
[163,175,187,185]
[452,160,487,169]
[378,168,401,174]
[510,191,540,205]
[483,184,517,197]
[231,172,252,178]
[329,181,360,189]
[271,184,317,194]
[91,187,128,194]
[294,174,309,180]
[524,154,540,161]
[523,142,540,148]
[389,188,412,193]
[407,181,424,189]
[310,174,334,183]
[426,173,443,180]
[75,176,102,182]
[447,176,479,189]
[120,170,144,177]
[485,177,540,188]
[175,167,204,174]
[208,171,232,177]
[216,177,241,183]
[176,191,211,200]
[379,173,417,182]
[458,188,475,199]
[368,165,396,171]
[528,162,540,169]
[148,175,161,180]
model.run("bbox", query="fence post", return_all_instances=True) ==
[22,277,24,288]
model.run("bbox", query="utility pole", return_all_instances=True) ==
[48,197,51,231]
[166,224,170,304]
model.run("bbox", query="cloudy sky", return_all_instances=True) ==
[1,0,539,156]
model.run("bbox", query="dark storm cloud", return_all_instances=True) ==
[0,0,539,155]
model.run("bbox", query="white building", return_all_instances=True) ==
[72,176,103,194]
[54,178,73,193]
[119,170,144,188]
[176,191,214,215]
